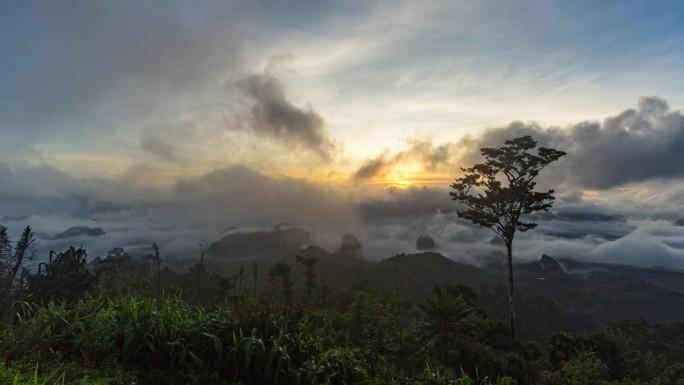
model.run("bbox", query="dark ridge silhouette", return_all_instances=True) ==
[207,227,309,260]
[52,226,105,239]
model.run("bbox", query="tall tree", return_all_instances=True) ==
[296,254,320,301]
[269,259,293,306]
[252,260,259,298]
[148,242,162,303]
[449,135,565,346]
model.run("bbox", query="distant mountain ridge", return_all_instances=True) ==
[51,226,105,239]
[207,227,310,261]
[200,227,684,338]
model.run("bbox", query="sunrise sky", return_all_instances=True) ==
[2,1,684,186]
[3,1,684,266]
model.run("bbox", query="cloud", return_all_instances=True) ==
[404,140,458,170]
[175,164,356,228]
[0,1,242,144]
[141,135,183,163]
[459,97,684,189]
[351,140,460,181]
[0,161,362,260]
[233,72,336,162]
[353,154,388,180]
[585,222,684,269]
[358,186,454,221]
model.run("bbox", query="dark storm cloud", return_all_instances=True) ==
[0,1,241,141]
[234,73,336,161]
[460,97,684,189]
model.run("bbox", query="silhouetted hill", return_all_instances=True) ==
[297,245,375,288]
[207,227,309,261]
[52,226,105,239]
[371,252,493,302]
[558,257,684,293]
[200,229,684,339]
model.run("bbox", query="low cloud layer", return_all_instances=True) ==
[4,97,684,271]
[234,73,336,162]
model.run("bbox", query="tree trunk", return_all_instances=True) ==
[506,242,516,348]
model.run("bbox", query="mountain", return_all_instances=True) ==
[371,252,492,302]
[558,257,684,293]
[207,227,310,261]
[313,251,684,338]
[202,226,684,339]
[52,226,105,239]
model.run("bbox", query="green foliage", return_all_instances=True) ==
[419,289,473,361]
[550,351,608,385]
[0,225,36,316]
[27,247,95,306]
[4,238,684,385]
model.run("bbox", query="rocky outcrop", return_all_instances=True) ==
[416,234,436,250]
[339,234,362,258]
[540,254,564,273]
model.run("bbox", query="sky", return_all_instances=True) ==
[2,0,684,268]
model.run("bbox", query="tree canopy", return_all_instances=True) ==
[450,135,566,245]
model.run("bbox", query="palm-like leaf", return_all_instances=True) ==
[12,226,36,278]
[419,290,473,361]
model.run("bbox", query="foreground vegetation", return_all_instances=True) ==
[2,278,684,384]
[2,227,684,384]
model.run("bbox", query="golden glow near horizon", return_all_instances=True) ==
[2,1,684,195]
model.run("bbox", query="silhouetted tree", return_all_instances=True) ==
[238,262,245,294]
[195,244,206,305]
[252,260,259,298]
[296,254,320,300]
[269,259,293,305]
[450,135,565,346]
[148,242,162,302]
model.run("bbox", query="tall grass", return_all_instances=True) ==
[0,295,374,384]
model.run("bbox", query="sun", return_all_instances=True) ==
[384,170,417,189]
[386,179,414,189]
